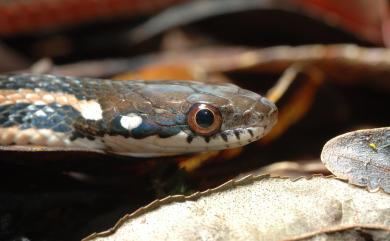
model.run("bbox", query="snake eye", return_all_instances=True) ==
[187,103,222,136]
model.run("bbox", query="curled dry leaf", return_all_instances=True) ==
[238,159,330,178]
[128,0,386,45]
[321,127,390,193]
[290,226,390,241]
[84,175,390,241]
[50,44,390,88]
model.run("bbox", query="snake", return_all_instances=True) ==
[0,74,278,157]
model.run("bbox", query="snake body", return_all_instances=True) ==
[0,74,277,157]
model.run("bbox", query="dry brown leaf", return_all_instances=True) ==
[321,127,390,193]
[286,226,389,241]
[84,175,390,241]
[238,159,330,178]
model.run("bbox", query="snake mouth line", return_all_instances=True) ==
[202,126,268,149]
[102,126,269,157]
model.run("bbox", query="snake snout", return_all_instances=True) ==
[262,97,278,128]
[249,97,278,129]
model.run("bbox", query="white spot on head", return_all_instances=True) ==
[120,113,142,130]
[79,101,103,121]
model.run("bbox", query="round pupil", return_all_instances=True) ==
[195,109,214,128]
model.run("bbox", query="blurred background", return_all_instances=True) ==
[0,0,389,240]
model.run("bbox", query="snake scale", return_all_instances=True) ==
[0,74,278,157]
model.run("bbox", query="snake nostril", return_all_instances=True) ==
[268,107,278,127]
[259,97,277,118]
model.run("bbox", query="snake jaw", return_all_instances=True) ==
[102,127,266,157]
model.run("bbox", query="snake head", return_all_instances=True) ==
[103,81,277,157]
